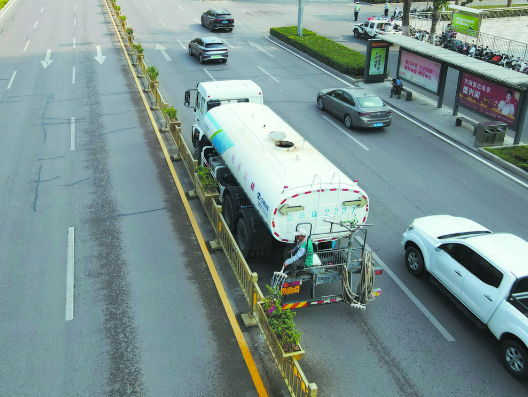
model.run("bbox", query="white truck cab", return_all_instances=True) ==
[185,80,263,143]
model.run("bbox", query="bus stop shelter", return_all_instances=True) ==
[380,34,528,144]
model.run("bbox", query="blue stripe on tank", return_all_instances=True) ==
[206,112,234,155]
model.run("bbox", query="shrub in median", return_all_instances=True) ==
[486,145,528,172]
[270,27,366,78]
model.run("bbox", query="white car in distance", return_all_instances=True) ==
[402,215,528,379]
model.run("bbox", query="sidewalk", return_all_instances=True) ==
[357,79,528,182]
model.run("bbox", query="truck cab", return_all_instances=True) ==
[186,80,264,146]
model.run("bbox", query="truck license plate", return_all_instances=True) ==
[373,122,383,127]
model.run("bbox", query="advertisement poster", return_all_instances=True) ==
[458,72,519,128]
[452,13,480,37]
[369,47,386,76]
[398,50,441,93]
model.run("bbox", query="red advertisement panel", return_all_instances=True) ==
[458,72,520,128]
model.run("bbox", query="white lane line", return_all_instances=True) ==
[7,71,17,89]
[65,227,75,321]
[73,37,76,48]
[72,67,75,84]
[323,115,370,151]
[41,7,44,12]
[177,39,186,49]
[33,21,38,29]
[388,107,528,189]
[265,37,353,87]
[146,5,152,11]
[74,18,76,26]
[258,66,279,83]
[194,18,200,24]
[356,235,456,342]
[23,40,30,51]
[204,69,215,81]
[158,19,166,27]
[177,5,184,11]
[74,5,76,11]
[219,37,234,48]
[71,117,75,150]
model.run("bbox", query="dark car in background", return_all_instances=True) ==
[189,37,228,64]
[317,88,392,128]
[201,9,234,32]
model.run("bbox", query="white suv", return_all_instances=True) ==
[353,18,402,39]
[402,215,528,379]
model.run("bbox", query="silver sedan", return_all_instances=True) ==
[317,88,392,128]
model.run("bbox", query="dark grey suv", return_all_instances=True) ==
[188,37,228,64]
[201,9,234,32]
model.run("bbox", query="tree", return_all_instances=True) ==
[402,0,411,36]
[428,0,449,44]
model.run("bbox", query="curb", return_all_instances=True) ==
[477,147,528,182]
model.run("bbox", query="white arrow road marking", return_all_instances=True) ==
[40,49,53,69]
[155,43,171,61]
[94,46,106,64]
[248,41,274,57]
[323,115,370,151]
[23,40,29,51]
[258,66,279,83]
[7,71,16,89]
[70,117,75,150]
[177,39,186,49]
[65,226,75,321]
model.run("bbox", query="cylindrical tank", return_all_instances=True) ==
[202,103,369,243]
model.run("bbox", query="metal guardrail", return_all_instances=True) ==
[409,10,528,61]
[107,1,318,395]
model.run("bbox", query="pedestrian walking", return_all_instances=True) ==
[384,1,389,17]
[354,1,361,22]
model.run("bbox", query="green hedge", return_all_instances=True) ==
[270,27,366,79]
[0,0,8,10]
[486,146,528,172]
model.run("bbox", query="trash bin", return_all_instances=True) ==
[474,121,507,147]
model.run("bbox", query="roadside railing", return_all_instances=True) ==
[106,0,317,395]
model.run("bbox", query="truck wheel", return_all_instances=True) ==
[236,218,250,258]
[501,339,528,379]
[194,141,203,165]
[222,194,236,230]
[405,246,424,276]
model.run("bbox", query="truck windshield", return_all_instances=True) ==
[207,98,249,111]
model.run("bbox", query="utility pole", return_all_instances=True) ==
[402,0,411,36]
[298,0,305,36]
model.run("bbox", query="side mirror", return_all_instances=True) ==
[184,90,190,107]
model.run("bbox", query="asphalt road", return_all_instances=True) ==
[122,0,528,396]
[0,0,261,395]
[2,0,528,396]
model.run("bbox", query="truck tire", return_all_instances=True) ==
[222,194,236,230]
[501,339,528,379]
[236,217,250,258]
[405,246,424,276]
[195,140,203,165]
